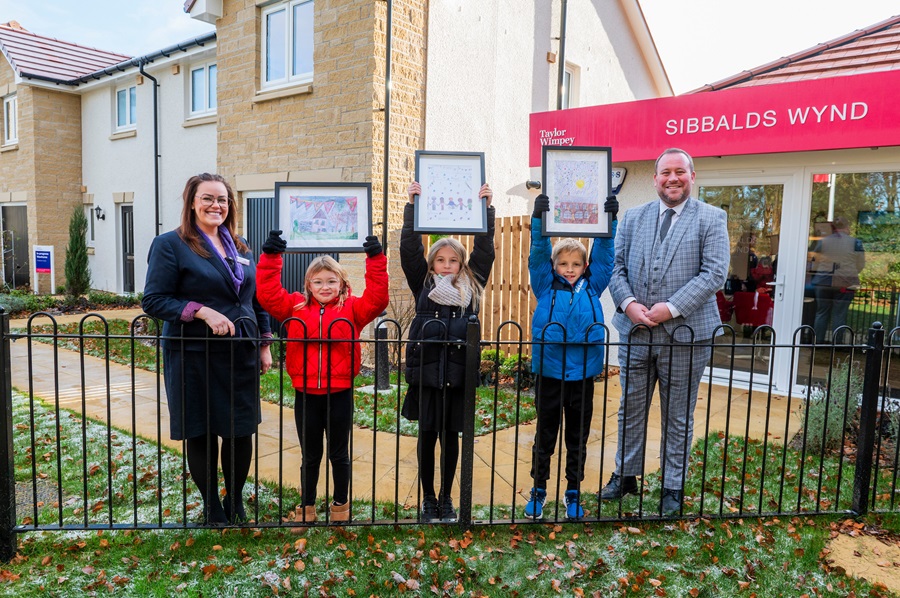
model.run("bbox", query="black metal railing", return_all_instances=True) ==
[0,310,898,561]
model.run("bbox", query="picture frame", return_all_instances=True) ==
[274,182,372,253]
[413,150,487,234]
[541,146,613,238]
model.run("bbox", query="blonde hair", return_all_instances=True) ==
[426,238,484,312]
[300,256,351,310]
[551,238,587,267]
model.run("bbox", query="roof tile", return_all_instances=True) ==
[0,22,130,81]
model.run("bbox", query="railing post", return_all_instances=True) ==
[0,308,16,560]
[852,322,884,516]
[374,313,390,391]
[458,316,480,527]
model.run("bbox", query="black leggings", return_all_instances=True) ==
[294,389,353,506]
[185,434,252,522]
[418,429,459,498]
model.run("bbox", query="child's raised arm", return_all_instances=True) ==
[256,230,302,322]
[353,236,390,327]
[468,183,496,286]
[400,182,428,296]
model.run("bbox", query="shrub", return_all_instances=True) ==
[64,207,91,297]
[803,359,862,453]
[0,294,26,314]
[500,354,534,390]
[87,290,141,308]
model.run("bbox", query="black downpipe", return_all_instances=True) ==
[138,61,161,237]
[381,0,393,251]
[556,0,568,110]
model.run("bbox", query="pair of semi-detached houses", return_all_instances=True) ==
[0,0,670,296]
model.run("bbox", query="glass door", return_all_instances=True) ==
[698,181,785,384]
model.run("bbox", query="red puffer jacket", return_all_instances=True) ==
[256,253,389,393]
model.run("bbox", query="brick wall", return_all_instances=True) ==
[31,87,83,289]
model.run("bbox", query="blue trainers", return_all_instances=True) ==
[565,489,584,520]
[524,487,547,520]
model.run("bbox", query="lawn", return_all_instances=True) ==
[15,319,537,437]
[3,391,895,597]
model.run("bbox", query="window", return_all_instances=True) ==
[262,0,314,89]
[116,86,137,129]
[3,94,16,145]
[190,63,217,115]
[560,64,579,110]
[84,205,96,247]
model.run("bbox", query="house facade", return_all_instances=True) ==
[1,1,668,294]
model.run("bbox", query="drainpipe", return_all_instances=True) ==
[138,60,161,236]
[381,0,393,251]
[556,0,568,110]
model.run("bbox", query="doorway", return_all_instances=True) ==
[1,205,28,289]
[121,205,134,293]
[699,182,784,384]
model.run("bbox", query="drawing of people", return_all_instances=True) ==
[448,198,457,210]
[439,197,445,211]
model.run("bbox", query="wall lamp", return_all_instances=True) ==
[94,205,106,221]
[525,180,542,190]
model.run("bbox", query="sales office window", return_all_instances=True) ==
[190,63,217,115]
[116,85,136,130]
[83,205,95,248]
[2,94,16,145]
[262,0,314,89]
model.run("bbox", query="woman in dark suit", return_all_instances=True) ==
[142,173,272,525]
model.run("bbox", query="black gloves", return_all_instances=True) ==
[262,230,287,254]
[362,235,383,258]
[532,194,550,219]
[604,195,619,220]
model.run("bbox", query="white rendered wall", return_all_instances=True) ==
[424,0,661,217]
[81,47,217,293]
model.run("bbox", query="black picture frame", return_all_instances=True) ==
[413,150,487,234]
[540,145,613,238]
[274,181,372,253]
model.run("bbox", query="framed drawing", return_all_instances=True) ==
[541,146,613,238]
[274,182,372,253]
[413,150,487,234]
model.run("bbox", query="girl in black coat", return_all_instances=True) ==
[400,181,495,522]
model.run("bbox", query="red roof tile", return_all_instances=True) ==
[688,15,900,93]
[0,22,130,81]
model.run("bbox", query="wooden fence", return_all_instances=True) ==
[421,215,594,355]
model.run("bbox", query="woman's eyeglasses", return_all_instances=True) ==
[196,195,229,207]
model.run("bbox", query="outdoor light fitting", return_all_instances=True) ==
[94,205,106,221]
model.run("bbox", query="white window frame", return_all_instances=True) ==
[261,0,314,90]
[115,85,137,131]
[84,205,96,247]
[561,64,580,110]
[3,94,17,145]
[189,62,217,116]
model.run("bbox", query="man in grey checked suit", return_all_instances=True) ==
[601,148,729,515]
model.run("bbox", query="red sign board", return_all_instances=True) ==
[529,69,900,166]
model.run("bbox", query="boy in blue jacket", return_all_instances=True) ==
[525,193,618,520]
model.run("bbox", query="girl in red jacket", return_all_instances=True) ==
[256,231,388,525]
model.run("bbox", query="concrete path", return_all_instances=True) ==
[8,309,801,508]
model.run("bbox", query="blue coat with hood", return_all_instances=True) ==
[529,217,616,381]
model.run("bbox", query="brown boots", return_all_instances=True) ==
[330,501,350,522]
[288,504,317,535]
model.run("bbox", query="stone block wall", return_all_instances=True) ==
[31,87,83,289]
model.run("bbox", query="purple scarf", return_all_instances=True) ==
[197,226,244,292]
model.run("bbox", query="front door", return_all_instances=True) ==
[698,177,790,388]
[121,205,134,293]
[0,205,28,289]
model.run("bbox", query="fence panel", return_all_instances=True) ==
[1,310,897,560]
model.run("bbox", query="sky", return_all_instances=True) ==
[0,1,897,94]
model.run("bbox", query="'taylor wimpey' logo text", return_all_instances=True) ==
[665,102,869,135]
[539,128,576,146]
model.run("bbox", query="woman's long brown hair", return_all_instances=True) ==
[177,173,249,256]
